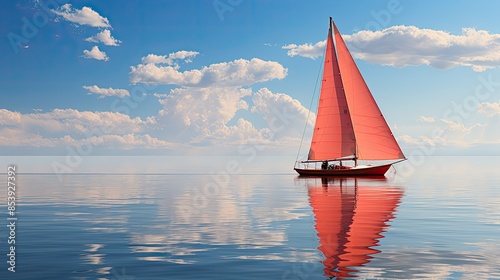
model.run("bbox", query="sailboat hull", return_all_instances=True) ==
[294,163,392,176]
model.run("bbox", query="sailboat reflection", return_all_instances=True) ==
[306,177,403,279]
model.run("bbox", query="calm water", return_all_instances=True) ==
[1,156,499,279]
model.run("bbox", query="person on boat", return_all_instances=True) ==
[321,161,328,170]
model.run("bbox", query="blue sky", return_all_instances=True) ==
[2,0,500,156]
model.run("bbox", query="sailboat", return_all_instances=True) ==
[294,17,405,176]
[307,177,403,278]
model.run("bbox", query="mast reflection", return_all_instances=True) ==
[307,177,403,279]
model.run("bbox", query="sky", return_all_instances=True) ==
[2,0,500,157]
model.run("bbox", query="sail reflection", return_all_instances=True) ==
[306,177,403,278]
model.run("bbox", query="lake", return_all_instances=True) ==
[1,156,499,279]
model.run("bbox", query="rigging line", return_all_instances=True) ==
[295,50,326,165]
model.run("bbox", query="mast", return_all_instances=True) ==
[307,17,356,162]
[331,17,359,167]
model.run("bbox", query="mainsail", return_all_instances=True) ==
[308,20,356,161]
[307,18,404,162]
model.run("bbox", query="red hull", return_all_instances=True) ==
[294,163,392,176]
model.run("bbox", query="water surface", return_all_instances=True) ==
[1,156,499,279]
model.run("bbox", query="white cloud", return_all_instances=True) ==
[0,109,21,125]
[150,86,315,148]
[398,112,499,153]
[397,135,420,145]
[159,87,250,126]
[143,55,314,146]
[155,87,253,143]
[417,116,436,123]
[251,88,315,139]
[440,119,483,133]
[83,85,130,98]
[481,115,500,143]
[152,93,168,99]
[426,119,485,145]
[141,54,169,64]
[194,118,265,145]
[82,133,173,148]
[285,26,500,71]
[344,26,500,72]
[51,4,111,28]
[36,109,151,135]
[83,46,109,61]
[398,134,446,146]
[130,63,201,85]
[85,30,121,46]
[135,55,307,148]
[282,40,326,59]
[0,108,170,149]
[130,58,287,87]
[0,108,150,137]
[0,134,74,148]
[142,51,199,65]
[0,133,172,149]
[1,53,313,153]
[478,100,500,116]
[476,101,500,143]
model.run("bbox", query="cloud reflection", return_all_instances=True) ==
[13,166,500,279]
[126,175,310,264]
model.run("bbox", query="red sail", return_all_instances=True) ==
[308,21,356,161]
[333,22,405,160]
[308,178,403,278]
